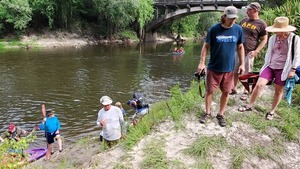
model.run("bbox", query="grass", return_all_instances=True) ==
[123,82,202,149]
[23,78,300,168]
[141,139,168,169]
[183,136,228,161]
[183,136,231,168]
[123,79,299,168]
[231,148,246,169]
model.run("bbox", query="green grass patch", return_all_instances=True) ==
[183,136,227,168]
[183,136,228,159]
[231,147,246,169]
[140,139,168,169]
[123,82,201,149]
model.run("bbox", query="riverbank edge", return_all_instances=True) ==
[0,31,184,49]
[24,82,300,168]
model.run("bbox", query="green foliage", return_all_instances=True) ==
[0,0,32,30]
[0,132,36,168]
[195,12,221,37]
[261,0,300,35]
[29,0,56,28]
[118,30,139,40]
[171,14,200,37]
[93,0,136,37]
[136,0,154,37]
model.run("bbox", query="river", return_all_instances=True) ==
[0,41,203,147]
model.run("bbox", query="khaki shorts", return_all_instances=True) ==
[234,52,254,74]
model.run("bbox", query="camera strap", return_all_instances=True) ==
[198,76,206,98]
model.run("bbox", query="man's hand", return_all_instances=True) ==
[100,119,106,127]
[238,65,245,75]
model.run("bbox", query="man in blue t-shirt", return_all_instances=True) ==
[197,6,245,127]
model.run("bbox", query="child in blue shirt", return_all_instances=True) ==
[39,104,63,160]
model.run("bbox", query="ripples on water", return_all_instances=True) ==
[0,42,202,147]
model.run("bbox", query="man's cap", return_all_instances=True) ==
[100,96,113,105]
[224,6,238,19]
[247,2,261,11]
[8,123,15,132]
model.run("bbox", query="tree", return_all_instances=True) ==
[93,0,136,40]
[0,0,32,31]
[135,0,154,40]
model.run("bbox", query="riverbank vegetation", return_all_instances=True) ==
[0,132,36,168]
[1,0,300,168]
[22,80,300,168]
[0,0,298,48]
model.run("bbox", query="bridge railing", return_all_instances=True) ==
[155,0,249,4]
[154,0,250,9]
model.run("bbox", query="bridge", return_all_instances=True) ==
[145,0,263,41]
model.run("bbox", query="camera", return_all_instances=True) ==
[194,70,205,80]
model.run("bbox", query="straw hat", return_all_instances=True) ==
[266,17,296,32]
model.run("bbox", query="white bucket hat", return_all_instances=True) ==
[100,96,113,105]
[265,17,297,32]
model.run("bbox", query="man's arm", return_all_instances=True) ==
[198,43,209,73]
[251,34,268,58]
[237,43,245,74]
[21,128,29,136]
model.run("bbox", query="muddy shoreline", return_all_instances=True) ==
[1,31,176,49]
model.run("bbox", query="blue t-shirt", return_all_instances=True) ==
[40,115,61,133]
[206,23,244,72]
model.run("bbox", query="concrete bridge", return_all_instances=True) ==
[145,0,262,41]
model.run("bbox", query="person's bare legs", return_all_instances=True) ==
[232,73,239,93]
[205,92,213,114]
[56,136,63,151]
[45,143,53,160]
[270,84,284,113]
[219,91,230,116]
[247,77,269,108]
[199,91,214,124]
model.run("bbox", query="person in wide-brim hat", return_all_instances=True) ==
[266,17,296,32]
[238,16,300,121]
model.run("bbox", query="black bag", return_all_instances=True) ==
[296,66,300,84]
[291,35,300,84]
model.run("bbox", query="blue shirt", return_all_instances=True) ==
[40,115,61,133]
[206,23,244,72]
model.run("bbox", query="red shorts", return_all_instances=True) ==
[206,70,234,93]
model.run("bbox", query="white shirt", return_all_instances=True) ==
[96,106,125,141]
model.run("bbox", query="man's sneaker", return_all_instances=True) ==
[216,114,226,127]
[199,113,211,124]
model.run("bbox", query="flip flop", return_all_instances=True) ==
[238,105,252,112]
[265,112,274,120]
[240,95,248,101]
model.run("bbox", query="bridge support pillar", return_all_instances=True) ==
[145,31,157,42]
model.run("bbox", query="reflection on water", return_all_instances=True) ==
[0,41,203,147]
